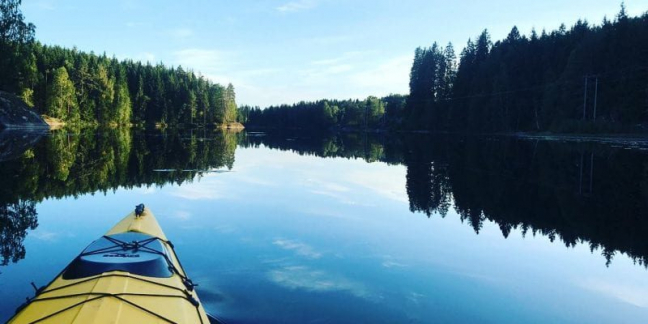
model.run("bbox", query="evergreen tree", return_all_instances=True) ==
[406,5,648,133]
[132,76,148,124]
[0,0,35,92]
[94,63,115,123]
[224,83,237,123]
[46,66,78,121]
[113,66,131,125]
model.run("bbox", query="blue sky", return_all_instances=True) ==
[22,0,644,107]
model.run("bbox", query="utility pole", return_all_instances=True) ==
[593,77,598,120]
[582,76,588,120]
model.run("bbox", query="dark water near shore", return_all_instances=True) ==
[1,129,648,323]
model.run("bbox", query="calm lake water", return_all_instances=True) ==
[1,129,648,323]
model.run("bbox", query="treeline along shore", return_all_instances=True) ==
[1,1,646,133]
[0,0,240,128]
[244,5,648,134]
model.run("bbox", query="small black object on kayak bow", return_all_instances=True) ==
[135,204,145,217]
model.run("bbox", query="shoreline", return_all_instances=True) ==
[244,126,648,144]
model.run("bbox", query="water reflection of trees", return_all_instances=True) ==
[239,131,404,165]
[0,201,38,266]
[243,131,648,267]
[0,129,238,269]
[3,129,648,269]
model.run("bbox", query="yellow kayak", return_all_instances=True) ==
[9,205,219,324]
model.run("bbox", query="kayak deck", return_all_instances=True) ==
[9,207,211,324]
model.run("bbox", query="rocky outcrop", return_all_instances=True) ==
[0,91,48,129]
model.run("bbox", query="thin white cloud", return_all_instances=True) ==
[234,81,327,107]
[300,64,354,85]
[380,254,409,268]
[125,21,148,28]
[407,292,426,305]
[214,224,237,234]
[310,51,368,66]
[31,230,59,242]
[29,1,55,11]
[237,68,283,77]
[274,239,322,259]
[303,178,358,205]
[325,64,353,74]
[169,180,228,200]
[138,186,156,195]
[268,266,371,299]
[135,52,156,63]
[321,183,350,193]
[260,51,410,106]
[170,28,194,39]
[277,0,318,13]
[580,278,648,308]
[172,210,192,220]
[120,0,140,10]
[311,57,344,66]
[173,49,235,82]
[382,260,408,268]
[349,55,412,95]
[303,35,354,46]
[231,173,276,187]
[174,49,225,69]
[347,168,408,203]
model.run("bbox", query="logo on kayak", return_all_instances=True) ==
[103,253,141,258]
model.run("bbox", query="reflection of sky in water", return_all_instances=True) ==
[2,145,648,323]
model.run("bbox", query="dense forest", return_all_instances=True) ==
[406,4,648,133]
[244,5,647,134]
[240,94,406,131]
[0,0,238,127]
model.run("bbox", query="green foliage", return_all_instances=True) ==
[0,129,238,267]
[224,83,237,123]
[406,42,457,129]
[0,0,35,93]
[113,67,131,125]
[46,66,78,121]
[0,200,37,266]
[407,6,648,133]
[19,87,33,106]
[6,44,238,126]
[0,0,237,126]
[0,0,33,44]
[242,94,405,131]
[0,129,239,206]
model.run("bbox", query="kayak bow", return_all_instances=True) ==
[9,205,213,324]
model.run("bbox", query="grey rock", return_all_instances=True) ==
[0,91,49,129]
